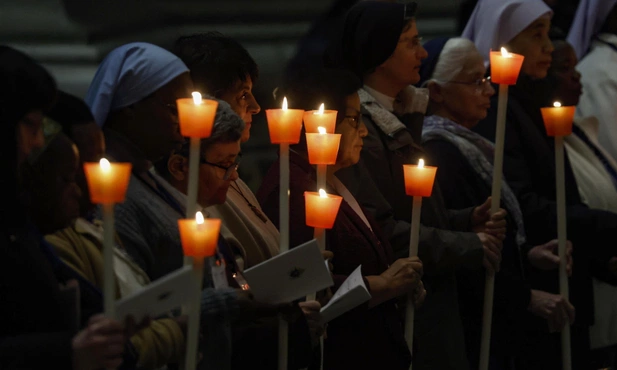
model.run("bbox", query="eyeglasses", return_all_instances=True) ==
[446,76,492,95]
[200,153,242,180]
[344,114,362,129]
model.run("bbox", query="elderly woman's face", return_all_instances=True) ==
[507,17,554,80]
[335,93,368,169]
[131,72,193,162]
[197,140,241,207]
[435,50,494,128]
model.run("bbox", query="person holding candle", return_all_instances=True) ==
[172,32,281,271]
[40,91,189,370]
[541,33,617,369]
[567,0,617,162]
[0,46,130,370]
[257,68,426,370]
[323,2,507,369]
[153,100,320,370]
[417,36,577,369]
[463,0,617,367]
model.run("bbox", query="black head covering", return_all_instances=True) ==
[416,36,451,87]
[324,1,417,79]
[0,46,57,231]
[47,90,96,136]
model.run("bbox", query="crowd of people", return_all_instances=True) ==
[2,0,617,369]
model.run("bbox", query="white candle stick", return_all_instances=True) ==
[185,136,201,263]
[184,257,205,370]
[479,83,509,370]
[405,195,422,370]
[554,135,571,370]
[279,142,290,370]
[102,202,115,318]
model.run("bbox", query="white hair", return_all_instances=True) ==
[430,37,479,84]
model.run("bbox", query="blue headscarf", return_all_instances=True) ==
[85,42,189,127]
[461,0,552,65]
[566,0,617,59]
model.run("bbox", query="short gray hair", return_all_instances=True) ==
[430,38,479,84]
[200,98,245,150]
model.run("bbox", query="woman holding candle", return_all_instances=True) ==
[324,2,506,369]
[418,37,576,369]
[463,0,617,367]
[153,100,320,370]
[257,68,426,370]
[0,46,129,370]
[40,91,189,370]
[172,32,281,271]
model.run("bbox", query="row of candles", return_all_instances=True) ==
[81,47,575,370]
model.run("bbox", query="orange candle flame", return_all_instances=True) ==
[553,101,562,108]
[282,97,288,110]
[84,158,132,204]
[403,159,437,197]
[304,190,343,229]
[500,47,511,57]
[541,101,575,136]
[319,189,327,197]
[192,91,202,105]
[314,103,325,115]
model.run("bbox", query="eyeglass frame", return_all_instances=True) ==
[441,76,492,95]
[200,153,242,181]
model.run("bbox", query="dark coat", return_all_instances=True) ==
[257,150,411,370]
[335,96,484,370]
[423,137,532,366]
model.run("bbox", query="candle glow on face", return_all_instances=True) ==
[192,92,202,105]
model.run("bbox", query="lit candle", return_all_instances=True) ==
[83,158,132,204]
[489,47,525,85]
[541,102,573,370]
[303,103,337,134]
[541,101,575,137]
[178,211,221,370]
[306,126,342,165]
[402,158,437,362]
[304,189,343,229]
[177,92,219,138]
[177,211,221,258]
[402,159,437,197]
[265,97,305,370]
[480,47,526,370]
[266,97,305,144]
[83,158,132,318]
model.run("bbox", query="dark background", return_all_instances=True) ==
[0,0,580,191]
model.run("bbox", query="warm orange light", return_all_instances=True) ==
[265,97,304,144]
[403,159,437,197]
[306,127,341,165]
[304,190,343,229]
[303,103,337,133]
[541,101,575,136]
[177,92,218,138]
[178,212,221,258]
[83,158,132,204]
[489,48,524,85]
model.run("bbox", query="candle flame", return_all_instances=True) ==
[319,189,327,198]
[553,101,562,108]
[282,97,288,110]
[195,211,205,224]
[318,126,326,134]
[99,158,111,171]
[317,103,325,115]
[192,92,202,105]
[500,47,511,57]
[418,158,425,168]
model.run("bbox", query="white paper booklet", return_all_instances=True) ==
[320,265,371,324]
[242,238,334,304]
[115,265,197,321]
